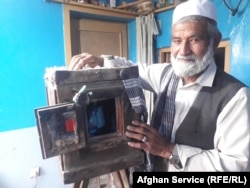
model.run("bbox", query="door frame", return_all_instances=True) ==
[63,4,135,66]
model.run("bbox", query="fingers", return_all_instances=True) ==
[127,140,147,150]
[127,120,157,135]
[125,121,152,148]
[125,126,148,151]
[125,127,145,142]
[68,53,102,70]
[74,57,87,70]
[125,120,173,159]
[68,54,83,70]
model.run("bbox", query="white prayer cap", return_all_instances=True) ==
[172,0,217,25]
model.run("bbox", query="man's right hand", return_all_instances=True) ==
[68,53,104,70]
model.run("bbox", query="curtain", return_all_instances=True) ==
[136,13,159,124]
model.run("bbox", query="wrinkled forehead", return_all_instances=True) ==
[172,20,210,40]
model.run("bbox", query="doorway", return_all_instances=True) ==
[70,18,128,58]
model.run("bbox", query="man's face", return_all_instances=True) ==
[171,20,213,77]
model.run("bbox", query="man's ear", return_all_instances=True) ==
[213,32,222,49]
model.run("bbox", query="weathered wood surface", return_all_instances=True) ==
[45,66,139,104]
[35,103,87,159]
[54,80,125,104]
[46,66,138,85]
[61,142,144,184]
[43,66,144,184]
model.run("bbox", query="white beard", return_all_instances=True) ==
[171,44,214,77]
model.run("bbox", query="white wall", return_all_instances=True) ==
[0,127,73,188]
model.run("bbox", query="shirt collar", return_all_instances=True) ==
[196,60,217,87]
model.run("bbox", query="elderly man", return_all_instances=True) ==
[69,0,250,171]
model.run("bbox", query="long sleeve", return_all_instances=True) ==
[138,63,172,93]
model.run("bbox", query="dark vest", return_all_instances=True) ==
[175,68,246,149]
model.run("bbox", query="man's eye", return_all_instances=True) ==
[172,39,181,44]
[190,38,200,43]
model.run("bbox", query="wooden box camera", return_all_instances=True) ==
[35,66,144,184]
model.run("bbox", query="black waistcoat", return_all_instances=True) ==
[175,68,246,149]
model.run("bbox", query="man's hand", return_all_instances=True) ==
[68,53,104,70]
[125,120,174,159]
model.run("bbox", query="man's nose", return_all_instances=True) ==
[179,42,191,56]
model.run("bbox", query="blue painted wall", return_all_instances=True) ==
[1,0,250,132]
[128,20,137,61]
[0,0,64,132]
